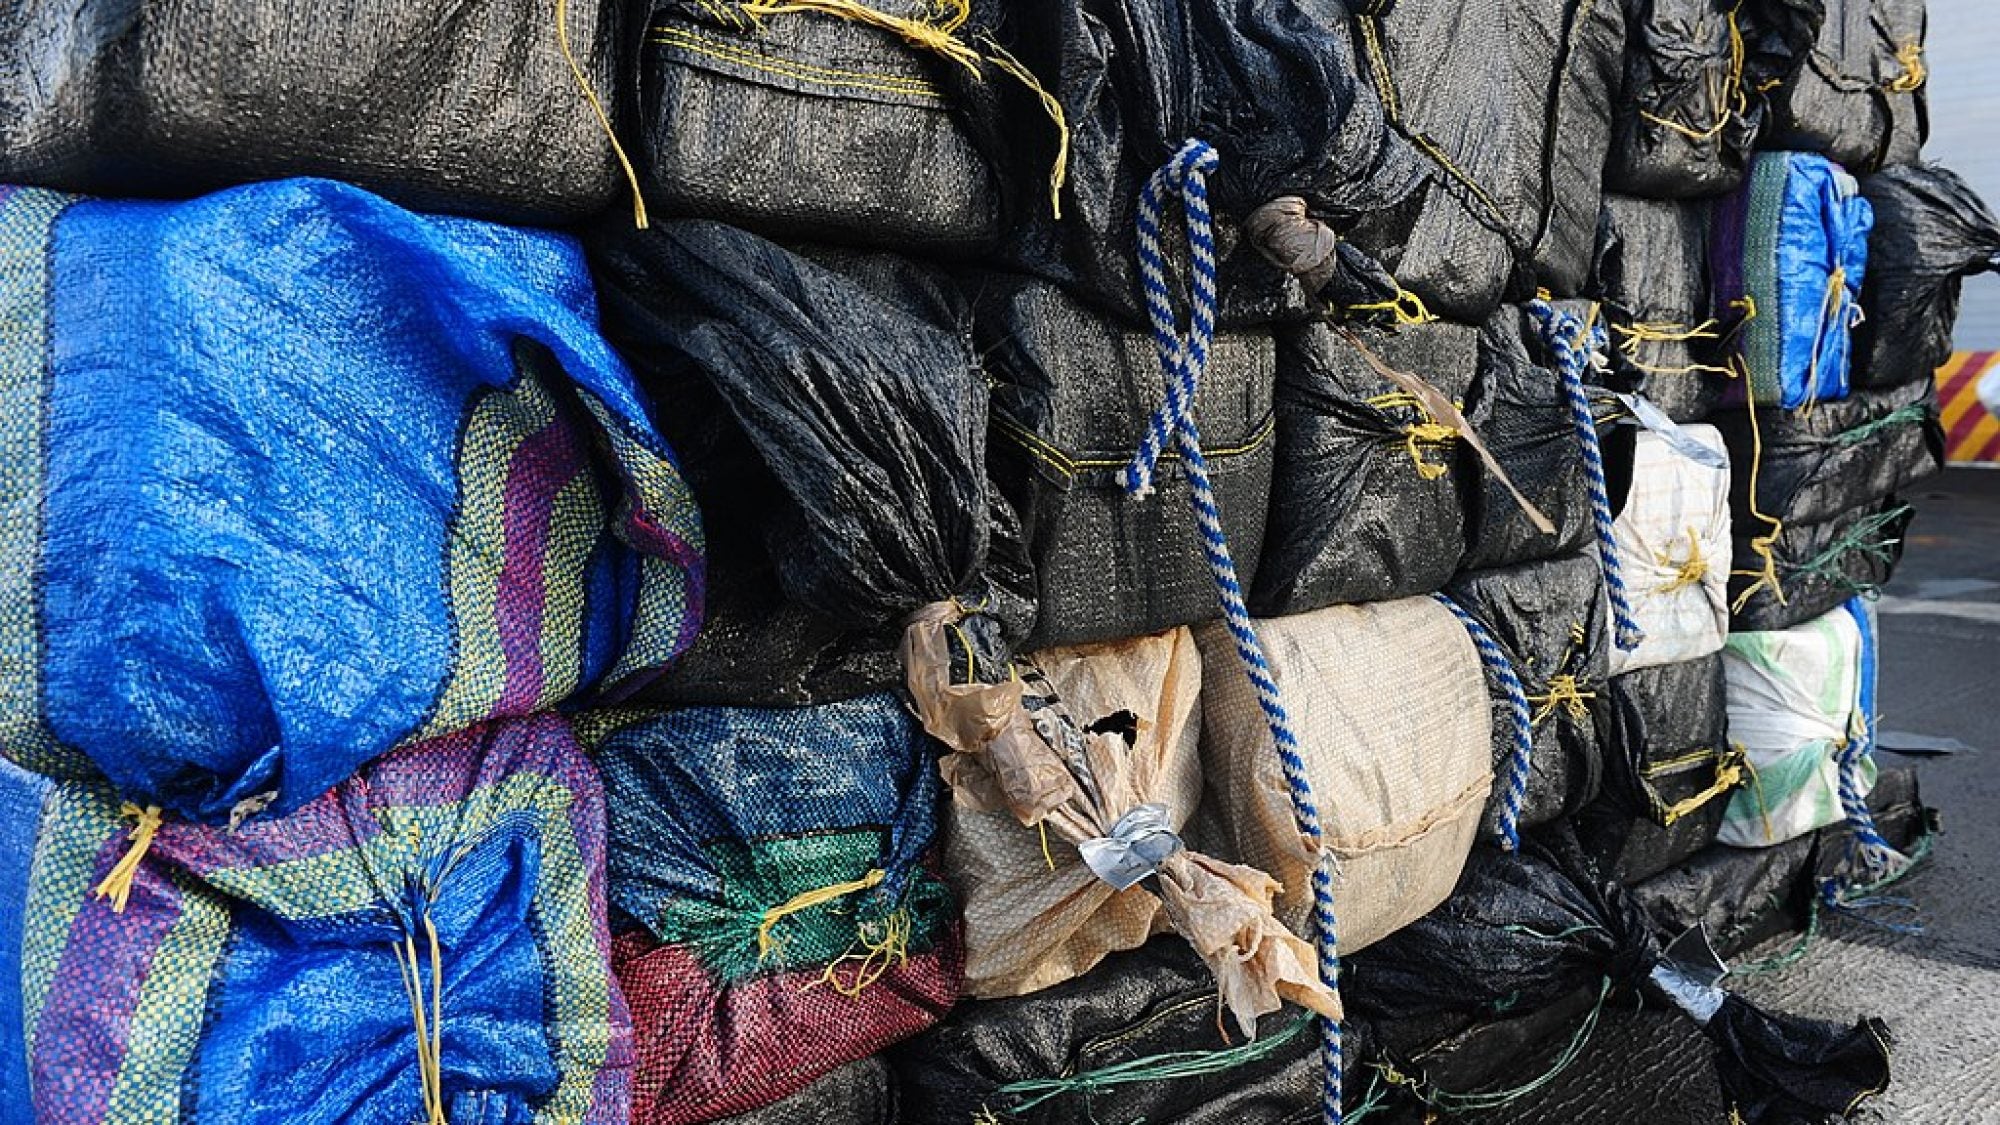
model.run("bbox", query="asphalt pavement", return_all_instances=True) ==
[1442,468,2000,1124]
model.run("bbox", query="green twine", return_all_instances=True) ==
[1789,504,1915,585]
[1378,976,1613,1115]
[1833,403,1929,447]
[1728,827,1935,979]
[1500,922,1606,942]
[994,1011,1319,1117]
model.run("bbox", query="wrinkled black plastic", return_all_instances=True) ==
[970,273,1276,649]
[1250,319,1480,615]
[1710,380,1944,528]
[1448,553,1613,833]
[1767,0,1928,173]
[1853,163,2000,389]
[1607,0,1826,199]
[1728,498,1914,632]
[1589,194,1727,421]
[0,0,623,221]
[1579,654,1734,885]
[636,0,1002,252]
[715,1057,897,1125]
[1710,996,1893,1125]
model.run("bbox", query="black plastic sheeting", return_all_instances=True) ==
[714,1056,896,1125]
[1578,654,1735,885]
[970,274,1276,649]
[1250,319,1480,616]
[1852,163,2000,390]
[0,0,624,222]
[974,0,1426,329]
[1710,380,1944,529]
[1728,497,1914,633]
[634,0,1002,253]
[1588,194,1728,422]
[1766,0,1928,174]
[1447,552,1613,834]
[1606,0,1826,200]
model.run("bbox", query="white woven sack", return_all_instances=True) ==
[1609,424,1732,675]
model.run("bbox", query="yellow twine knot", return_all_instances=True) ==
[1527,675,1596,728]
[1656,528,1710,594]
[807,909,914,997]
[1659,750,1747,827]
[756,868,887,960]
[1345,284,1435,327]
[1888,41,1926,93]
[93,803,163,914]
[1731,528,1789,612]
[1638,2,1748,141]
[1368,391,1458,479]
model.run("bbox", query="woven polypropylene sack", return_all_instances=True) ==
[1608,426,1733,675]
[1195,597,1493,946]
[1448,552,1614,833]
[594,694,958,1124]
[1727,497,1911,632]
[1711,151,1874,410]
[3,714,630,1124]
[634,1,1000,252]
[0,0,623,221]
[1607,0,1825,199]
[1578,654,1737,883]
[1710,380,1942,528]
[1767,0,1928,173]
[890,937,1322,1125]
[1719,600,1873,848]
[1852,163,2000,390]
[1537,0,1630,296]
[1589,194,1727,421]
[1250,319,1480,615]
[0,182,703,823]
[710,1055,895,1125]
[972,275,1276,648]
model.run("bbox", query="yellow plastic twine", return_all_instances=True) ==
[1730,355,1789,612]
[1367,391,1458,479]
[1800,265,1854,419]
[1888,41,1927,93]
[1659,750,1746,827]
[1345,284,1436,327]
[92,804,164,914]
[394,909,449,1125]
[756,867,887,960]
[557,0,649,228]
[1656,527,1710,593]
[808,909,913,997]
[1527,676,1596,728]
[1639,1,1748,141]
[1610,320,1738,378]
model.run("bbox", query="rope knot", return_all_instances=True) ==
[1656,528,1710,593]
[1888,41,1926,93]
[1526,675,1596,727]
[755,867,887,961]
[92,803,164,914]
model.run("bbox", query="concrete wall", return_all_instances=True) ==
[1924,1,2000,349]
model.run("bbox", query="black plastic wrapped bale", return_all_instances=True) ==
[634,0,1002,253]
[1766,0,1928,173]
[1852,163,2000,390]
[1578,654,1739,885]
[0,0,624,222]
[889,937,1322,1125]
[1606,0,1826,200]
[1250,319,1480,615]
[1589,194,1728,422]
[714,1057,896,1125]
[971,274,1276,649]
[981,0,1425,329]
[1710,380,1944,529]
[1728,498,1914,633]
[1447,553,1613,834]
[1536,0,1631,296]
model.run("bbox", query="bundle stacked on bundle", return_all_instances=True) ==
[1767,0,1929,173]
[593,696,960,1125]
[1851,162,2000,391]
[0,716,630,1123]
[1607,426,1733,676]
[1589,194,1727,420]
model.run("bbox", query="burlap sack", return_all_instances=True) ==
[1609,425,1733,675]
[1194,597,1494,949]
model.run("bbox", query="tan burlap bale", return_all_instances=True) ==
[1609,426,1733,675]
[1195,597,1494,949]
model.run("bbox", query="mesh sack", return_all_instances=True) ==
[0,0,623,221]
[1710,379,1942,528]
[712,1057,895,1125]
[1608,426,1733,676]
[0,182,702,824]
[1607,0,1826,200]
[1195,596,1494,946]
[634,0,1001,252]
[1711,151,1874,410]
[1767,0,1928,173]
[1447,552,1614,834]
[595,694,958,1125]
[1589,194,1728,422]
[1852,162,2000,390]
[2,714,629,1124]
[972,274,1277,648]
[1250,319,1480,615]
[1727,497,1911,632]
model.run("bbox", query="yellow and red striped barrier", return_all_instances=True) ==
[1937,351,2000,464]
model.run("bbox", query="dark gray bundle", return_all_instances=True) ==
[0,0,624,221]
[716,1058,896,1125]
[1767,0,1928,173]
[1448,552,1614,833]
[1588,194,1728,422]
[1853,163,2000,390]
[1250,319,1480,616]
[973,274,1276,649]
[1709,380,1943,528]
[1579,654,1736,885]
[1607,0,1825,200]
[635,0,1002,252]
[1728,497,1914,632]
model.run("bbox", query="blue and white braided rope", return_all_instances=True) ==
[1525,300,1645,653]
[1832,598,1904,879]
[1123,139,1343,1125]
[1434,594,1534,851]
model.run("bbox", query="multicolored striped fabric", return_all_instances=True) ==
[592,694,959,1125]
[0,179,704,824]
[3,712,630,1124]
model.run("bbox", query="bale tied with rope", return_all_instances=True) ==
[1852,161,2000,390]
[1767,0,1929,174]
[1607,425,1734,676]
[1588,194,1728,422]
[1710,377,1944,529]
[1726,497,1913,632]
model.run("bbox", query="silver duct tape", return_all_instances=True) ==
[1077,803,1185,892]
